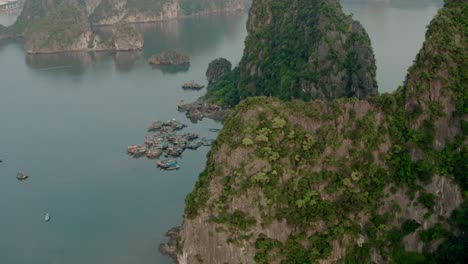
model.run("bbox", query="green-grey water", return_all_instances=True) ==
[342,0,443,92]
[0,2,442,263]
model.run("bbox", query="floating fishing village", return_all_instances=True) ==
[127,119,215,171]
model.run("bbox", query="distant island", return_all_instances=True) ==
[0,0,247,54]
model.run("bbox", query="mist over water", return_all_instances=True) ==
[0,1,443,263]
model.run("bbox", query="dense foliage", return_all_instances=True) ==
[206,58,232,86]
[207,0,378,106]
[183,0,467,263]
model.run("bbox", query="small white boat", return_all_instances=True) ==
[44,213,50,222]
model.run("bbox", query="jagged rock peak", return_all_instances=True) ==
[207,0,378,105]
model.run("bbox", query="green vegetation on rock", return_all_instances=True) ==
[179,1,467,263]
[207,0,378,106]
[206,58,232,86]
[22,1,91,53]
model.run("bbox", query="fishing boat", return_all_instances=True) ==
[127,145,140,155]
[146,149,161,158]
[157,159,180,170]
[165,165,180,171]
[188,142,202,150]
[183,132,199,141]
[201,138,215,146]
[166,147,183,157]
[44,212,50,222]
[16,172,28,181]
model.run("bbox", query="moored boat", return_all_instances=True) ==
[146,149,162,158]
[44,212,50,222]
[16,172,28,181]
[157,159,180,170]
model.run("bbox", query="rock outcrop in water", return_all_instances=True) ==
[206,58,232,87]
[149,51,190,66]
[207,0,378,106]
[90,0,246,25]
[171,0,467,263]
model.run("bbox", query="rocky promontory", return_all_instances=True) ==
[159,227,180,264]
[149,51,190,66]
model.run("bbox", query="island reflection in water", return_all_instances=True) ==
[23,13,247,76]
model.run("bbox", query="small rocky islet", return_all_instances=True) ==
[178,98,227,121]
[148,51,190,66]
[181,81,204,90]
[127,119,215,171]
[16,172,28,181]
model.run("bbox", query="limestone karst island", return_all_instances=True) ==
[0,0,466,263]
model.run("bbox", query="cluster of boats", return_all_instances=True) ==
[127,119,215,170]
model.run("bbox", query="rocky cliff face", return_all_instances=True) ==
[85,0,103,14]
[207,0,378,106]
[112,22,144,51]
[9,0,144,53]
[90,0,246,25]
[6,0,243,53]
[176,1,467,263]
[21,0,109,54]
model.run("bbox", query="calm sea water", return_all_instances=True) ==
[0,2,441,263]
[0,14,247,264]
[342,0,443,92]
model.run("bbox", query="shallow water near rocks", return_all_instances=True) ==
[0,1,442,263]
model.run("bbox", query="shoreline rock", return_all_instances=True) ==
[177,98,228,122]
[206,58,232,87]
[149,51,190,66]
[159,227,180,264]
